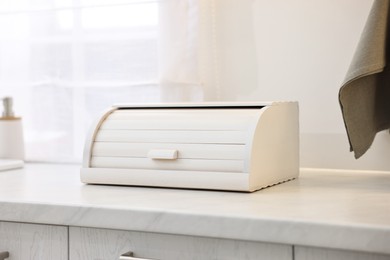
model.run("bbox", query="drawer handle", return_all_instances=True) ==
[147,149,178,160]
[120,251,155,260]
[0,252,9,260]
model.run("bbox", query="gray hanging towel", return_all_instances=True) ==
[339,0,390,159]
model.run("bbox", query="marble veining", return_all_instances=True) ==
[0,164,389,255]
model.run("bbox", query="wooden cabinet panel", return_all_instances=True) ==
[295,246,390,260]
[70,227,292,260]
[0,221,68,260]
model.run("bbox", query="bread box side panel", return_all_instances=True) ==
[248,102,299,191]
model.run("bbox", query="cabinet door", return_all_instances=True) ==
[295,246,390,260]
[0,221,68,260]
[70,227,292,260]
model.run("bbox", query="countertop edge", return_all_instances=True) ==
[1,200,389,255]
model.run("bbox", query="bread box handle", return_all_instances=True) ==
[147,149,178,160]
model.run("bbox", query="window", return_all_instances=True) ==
[0,0,161,162]
[0,0,257,162]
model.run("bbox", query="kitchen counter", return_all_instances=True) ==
[0,163,389,255]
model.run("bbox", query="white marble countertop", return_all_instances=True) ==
[0,163,389,255]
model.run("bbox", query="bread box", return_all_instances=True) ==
[81,102,299,192]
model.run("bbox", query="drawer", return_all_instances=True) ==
[295,246,390,260]
[69,227,292,260]
[0,221,68,260]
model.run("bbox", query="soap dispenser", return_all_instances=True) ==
[0,97,25,160]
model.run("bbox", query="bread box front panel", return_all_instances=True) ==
[81,102,299,192]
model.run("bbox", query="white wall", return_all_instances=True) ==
[215,0,390,170]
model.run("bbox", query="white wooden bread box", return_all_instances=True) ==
[81,102,299,192]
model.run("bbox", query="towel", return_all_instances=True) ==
[339,0,390,159]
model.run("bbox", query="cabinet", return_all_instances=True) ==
[0,221,67,260]
[295,246,390,260]
[69,226,292,260]
[2,222,390,260]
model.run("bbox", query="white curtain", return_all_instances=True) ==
[0,0,258,162]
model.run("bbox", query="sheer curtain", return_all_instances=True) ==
[159,0,258,102]
[0,0,257,162]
